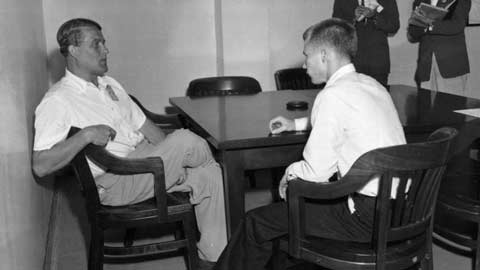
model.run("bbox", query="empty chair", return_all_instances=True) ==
[273,127,458,270]
[274,67,325,90]
[186,76,261,97]
[68,127,198,270]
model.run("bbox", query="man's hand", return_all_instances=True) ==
[82,125,116,146]
[409,9,434,28]
[278,174,289,200]
[269,116,295,134]
[355,6,375,21]
[364,0,380,10]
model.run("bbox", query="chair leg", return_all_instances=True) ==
[270,240,288,270]
[183,212,199,270]
[419,246,433,270]
[88,225,104,270]
[123,228,136,247]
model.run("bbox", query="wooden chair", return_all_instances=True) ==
[186,76,261,97]
[274,68,325,90]
[129,94,185,132]
[68,127,199,270]
[273,127,458,270]
[434,134,480,270]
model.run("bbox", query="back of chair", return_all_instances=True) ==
[362,127,456,266]
[287,127,458,264]
[372,128,456,245]
[68,127,104,221]
[186,76,261,97]
[274,68,325,90]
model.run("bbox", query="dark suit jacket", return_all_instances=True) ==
[333,0,399,77]
[407,0,471,83]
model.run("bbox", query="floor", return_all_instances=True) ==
[48,170,475,270]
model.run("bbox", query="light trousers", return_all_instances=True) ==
[96,129,227,261]
[421,54,470,97]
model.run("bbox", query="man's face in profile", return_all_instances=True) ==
[73,26,109,77]
[303,42,327,84]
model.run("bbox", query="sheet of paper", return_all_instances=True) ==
[454,108,480,118]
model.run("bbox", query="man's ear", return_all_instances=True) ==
[68,45,78,59]
[320,49,327,63]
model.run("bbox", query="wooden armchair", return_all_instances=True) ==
[273,127,458,270]
[68,127,198,270]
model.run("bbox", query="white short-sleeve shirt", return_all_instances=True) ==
[34,69,146,177]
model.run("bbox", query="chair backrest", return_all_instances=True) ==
[186,76,261,97]
[351,127,457,256]
[67,127,104,220]
[274,67,325,90]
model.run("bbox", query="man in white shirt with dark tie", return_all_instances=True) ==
[213,18,405,270]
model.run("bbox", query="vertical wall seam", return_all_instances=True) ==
[214,0,225,76]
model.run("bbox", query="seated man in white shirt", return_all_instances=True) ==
[32,18,226,265]
[213,18,406,270]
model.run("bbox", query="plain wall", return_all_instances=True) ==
[0,0,52,269]
[221,0,333,91]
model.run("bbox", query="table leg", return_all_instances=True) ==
[218,150,245,238]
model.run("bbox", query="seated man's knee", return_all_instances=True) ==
[174,129,208,148]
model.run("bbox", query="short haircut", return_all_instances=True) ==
[303,18,357,60]
[56,18,102,57]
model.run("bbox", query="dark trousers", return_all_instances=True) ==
[214,194,376,270]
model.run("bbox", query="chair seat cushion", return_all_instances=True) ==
[280,233,427,267]
[98,192,192,224]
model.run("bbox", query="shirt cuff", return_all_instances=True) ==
[376,4,384,13]
[294,117,309,131]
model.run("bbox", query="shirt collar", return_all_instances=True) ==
[325,63,356,87]
[64,69,108,93]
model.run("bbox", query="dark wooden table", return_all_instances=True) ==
[170,84,480,236]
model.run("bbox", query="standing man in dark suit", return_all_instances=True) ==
[408,0,471,96]
[333,0,400,87]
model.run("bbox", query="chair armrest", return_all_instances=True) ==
[147,112,185,130]
[287,174,374,201]
[129,94,185,130]
[85,143,163,175]
[84,143,168,220]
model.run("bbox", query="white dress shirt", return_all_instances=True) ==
[286,64,406,204]
[34,69,146,177]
